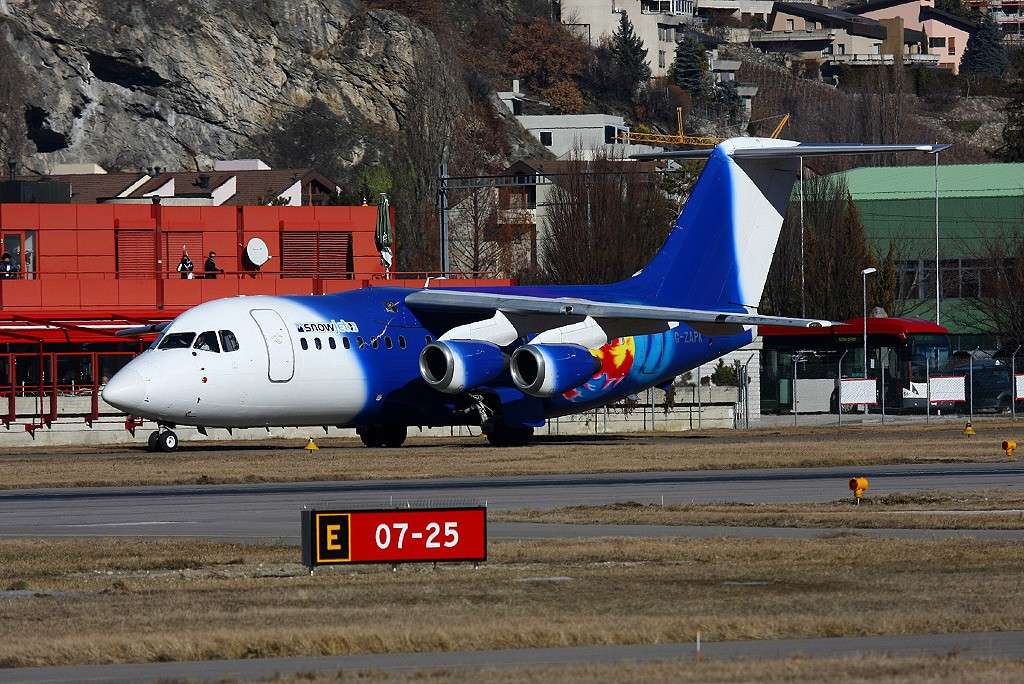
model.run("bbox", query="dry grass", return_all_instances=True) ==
[254,656,1024,684]
[499,490,1024,529]
[2,420,1021,489]
[1,536,1023,668]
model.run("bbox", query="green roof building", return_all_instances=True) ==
[836,163,1024,348]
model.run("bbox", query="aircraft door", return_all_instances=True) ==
[250,309,295,382]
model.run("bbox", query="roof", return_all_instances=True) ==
[761,316,948,338]
[835,163,1024,200]
[773,2,887,39]
[123,169,336,205]
[848,0,978,31]
[17,173,145,203]
[919,5,977,32]
[904,27,924,43]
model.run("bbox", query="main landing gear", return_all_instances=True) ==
[358,425,408,448]
[484,424,534,447]
[147,429,179,453]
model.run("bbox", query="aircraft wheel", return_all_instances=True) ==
[485,425,534,447]
[147,431,161,452]
[157,430,179,453]
[359,426,407,448]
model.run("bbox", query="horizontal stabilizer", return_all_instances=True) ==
[633,142,951,161]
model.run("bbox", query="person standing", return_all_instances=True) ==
[204,251,224,279]
[0,253,20,279]
[177,250,194,279]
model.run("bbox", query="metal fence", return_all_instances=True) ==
[778,348,1024,425]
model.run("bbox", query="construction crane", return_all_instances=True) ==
[618,108,791,148]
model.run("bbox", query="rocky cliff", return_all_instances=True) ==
[0,0,459,173]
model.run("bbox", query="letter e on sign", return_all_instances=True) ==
[314,513,351,563]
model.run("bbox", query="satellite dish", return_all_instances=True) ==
[245,237,270,267]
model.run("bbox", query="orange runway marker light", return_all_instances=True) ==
[963,421,976,437]
[1003,440,1017,459]
[849,477,869,503]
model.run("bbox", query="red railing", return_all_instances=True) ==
[0,271,512,310]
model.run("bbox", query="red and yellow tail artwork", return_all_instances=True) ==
[563,337,635,400]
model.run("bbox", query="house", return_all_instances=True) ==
[847,0,977,73]
[755,2,936,68]
[966,0,1024,38]
[559,0,700,78]
[10,161,340,207]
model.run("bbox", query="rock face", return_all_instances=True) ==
[0,0,449,172]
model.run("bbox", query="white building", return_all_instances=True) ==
[560,0,700,77]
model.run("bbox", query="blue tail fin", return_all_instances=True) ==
[616,140,799,311]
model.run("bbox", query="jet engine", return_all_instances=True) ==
[510,344,600,398]
[419,340,508,394]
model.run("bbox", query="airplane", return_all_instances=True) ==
[102,138,946,452]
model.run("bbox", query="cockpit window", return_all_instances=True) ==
[194,331,221,353]
[219,330,240,352]
[158,332,196,350]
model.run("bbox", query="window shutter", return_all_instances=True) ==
[116,230,155,278]
[317,233,353,277]
[281,231,317,277]
[281,231,352,278]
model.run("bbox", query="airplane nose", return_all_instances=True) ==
[101,369,147,413]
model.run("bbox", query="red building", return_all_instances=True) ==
[0,198,508,433]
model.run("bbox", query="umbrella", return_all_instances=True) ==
[375,193,393,277]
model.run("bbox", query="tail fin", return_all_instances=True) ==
[622,138,947,311]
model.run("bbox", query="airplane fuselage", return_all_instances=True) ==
[109,287,753,431]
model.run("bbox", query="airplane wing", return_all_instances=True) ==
[405,289,832,337]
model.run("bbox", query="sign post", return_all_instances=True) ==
[301,506,487,571]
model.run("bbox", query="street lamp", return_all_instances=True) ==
[862,267,877,380]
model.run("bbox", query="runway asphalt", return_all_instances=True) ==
[1,461,1023,541]
[1,631,1021,683]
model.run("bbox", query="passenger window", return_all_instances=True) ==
[314,338,322,350]
[357,336,365,349]
[371,338,379,349]
[194,331,220,353]
[384,336,393,349]
[342,337,351,350]
[398,335,406,349]
[158,332,196,350]
[300,338,308,351]
[328,337,337,350]
[219,330,240,352]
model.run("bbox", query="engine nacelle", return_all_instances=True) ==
[419,340,507,394]
[510,344,600,398]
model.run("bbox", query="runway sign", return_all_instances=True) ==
[301,507,487,568]
[1016,374,1024,401]
[929,375,966,404]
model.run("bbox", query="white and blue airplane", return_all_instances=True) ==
[102,138,944,451]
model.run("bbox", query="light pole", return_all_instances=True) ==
[862,267,877,379]
[862,267,877,417]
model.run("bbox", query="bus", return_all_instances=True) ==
[760,317,951,414]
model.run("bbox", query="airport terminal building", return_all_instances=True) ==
[838,162,1024,350]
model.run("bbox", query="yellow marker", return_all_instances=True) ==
[1003,440,1017,459]
[849,476,869,501]
[304,438,319,452]
[963,421,976,437]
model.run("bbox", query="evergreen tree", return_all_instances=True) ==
[669,36,709,97]
[960,14,1008,78]
[998,84,1024,162]
[609,13,651,98]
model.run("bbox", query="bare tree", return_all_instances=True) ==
[540,148,679,284]
[762,175,879,320]
[957,231,1024,348]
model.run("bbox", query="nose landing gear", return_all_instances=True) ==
[147,429,179,453]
